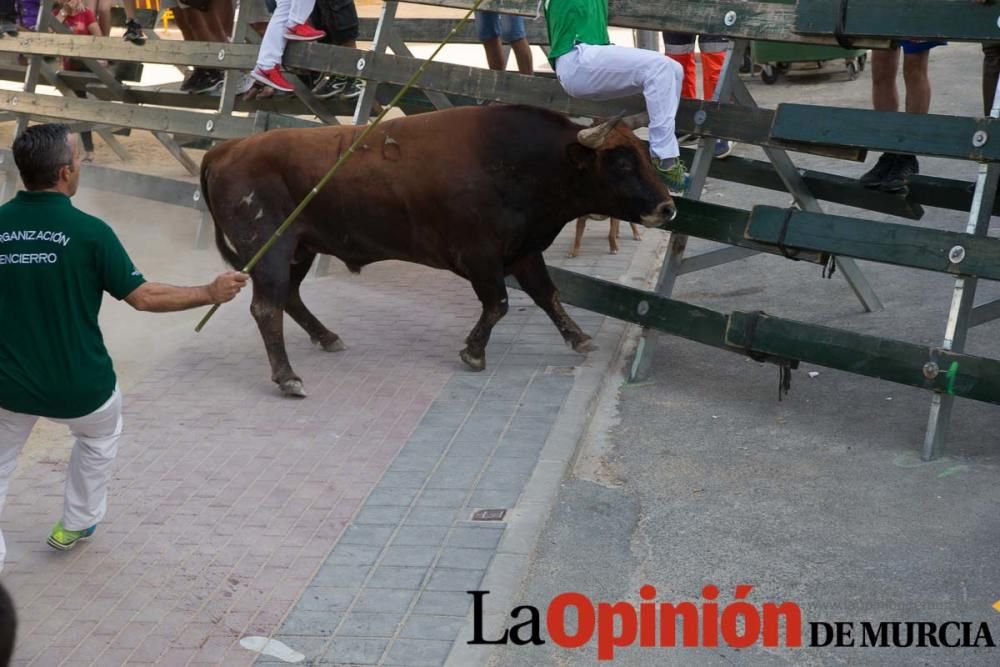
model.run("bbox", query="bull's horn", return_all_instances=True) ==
[621,111,650,130]
[577,111,627,148]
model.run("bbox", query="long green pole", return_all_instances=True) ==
[196,0,488,333]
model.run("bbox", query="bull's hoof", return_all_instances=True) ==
[279,379,307,398]
[460,348,486,372]
[314,336,347,353]
[572,337,598,354]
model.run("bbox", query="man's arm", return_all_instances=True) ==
[125,271,249,313]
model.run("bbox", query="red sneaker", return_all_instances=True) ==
[285,22,324,41]
[251,65,295,92]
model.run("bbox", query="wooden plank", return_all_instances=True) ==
[358,17,551,44]
[0,89,255,139]
[403,0,890,47]
[681,149,923,219]
[796,0,1000,43]
[0,150,205,210]
[512,265,732,349]
[725,311,1000,405]
[745,205,1000,281]
[772,103,999,163]
[670,199,827,264]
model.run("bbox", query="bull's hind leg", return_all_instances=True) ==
[249,246,307,397]
[286,251,346,352]
[512,253,596,354]
[461,271,509,371]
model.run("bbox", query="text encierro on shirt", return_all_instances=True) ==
[0,230,71,246]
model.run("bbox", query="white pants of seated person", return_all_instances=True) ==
[256,0,318,70]
[556,43,684,160]
[0,389,123,570]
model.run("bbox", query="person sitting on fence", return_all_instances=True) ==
[163,0,253,95]
[544,0,688,195]
[84,0,144,43]
[475,10,533,75]
[308,0,366,99]
[860,39,945,193]
[54,0,103,162]
[663,31,732,159]
[251,0,325,92]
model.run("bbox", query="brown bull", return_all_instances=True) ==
[201,104,675,397]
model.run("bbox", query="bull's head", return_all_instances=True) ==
[574,111,677,228]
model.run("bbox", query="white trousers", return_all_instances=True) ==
[256,0,317,70]
[0,389,123,569]
[556,44,684,160]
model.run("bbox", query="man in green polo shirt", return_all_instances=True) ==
[544,0,688,194]
[0,124,248,570]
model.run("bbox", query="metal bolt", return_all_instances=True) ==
[217,49,226,61]
[193,190,201,202]
[996,15,1000,30]
[637,300,650,316]
[973,130,989,148]
[724,11,737,26]
[205,119,214,132]
[356,57,366,71]
[694,110,707,126]
[948,245,966,264]
[923,362,940,380]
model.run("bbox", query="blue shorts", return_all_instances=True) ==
[900,40,946,54]
[475,11,526,43]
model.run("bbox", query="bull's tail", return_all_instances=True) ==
[201,152,244,270]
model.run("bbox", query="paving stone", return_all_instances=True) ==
[351,587,417,614]
[338,524,395,547]
[336,610,406,638]
[412,591,473,617]
[295,588,357,613]
[379,545,438,568]
[425,567,486,592]
[382,638,454,666]
[446,525,505,550]
[435,547,495,571]
[366,565,427,590]
[320,637,388,665]
[391,526,450,547]
[399,614,468,641]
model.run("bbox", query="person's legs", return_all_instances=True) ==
[871,47,900,112]
[256,0,292,70]
[83,0,113,36]
[557,44,683,160]
[476,11,504,70]
[0,407,38,570]
[984,43,1000,115]
[501,15,532,75]
[902,50,931,114]
[663,31,697,99]
[56,389,123,533]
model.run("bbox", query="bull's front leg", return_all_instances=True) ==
[512,253,597,354]
[461,273,510,371]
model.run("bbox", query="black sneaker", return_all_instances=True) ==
[880,154,919,193]
[185,69,223,94]
[859,152,897,188]
[342,78,365,99]
[312,75,347,99]
[0,20,17,37]
[124,19,146,44]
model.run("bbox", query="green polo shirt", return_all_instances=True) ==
[544,0,612,67]
[0,191,145,419]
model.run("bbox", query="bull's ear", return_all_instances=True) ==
[567,143,593,171]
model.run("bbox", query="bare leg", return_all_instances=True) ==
[285,251,346,352]
[902,51,931,114]
[871,47,900,112]
[509,37,533,75]
[512,253,595,353]
[481,36,506,71]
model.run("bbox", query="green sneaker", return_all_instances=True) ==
[47,521,97,551]
[653,157,689,196]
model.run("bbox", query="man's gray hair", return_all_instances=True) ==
[12,124,73,191]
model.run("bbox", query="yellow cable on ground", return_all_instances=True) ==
[196,0,489,332]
